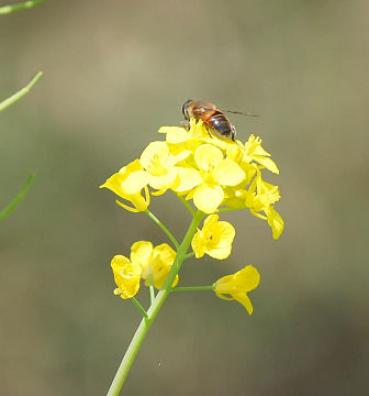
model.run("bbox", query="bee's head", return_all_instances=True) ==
[181,99,193,120]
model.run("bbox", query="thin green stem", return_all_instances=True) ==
[0,0,46,15]
[163,210,205,291]
[130,298,148,320]
[106,210,205,396]
[0,72,43,113]
[177,194,195,216]
[172,285,214,293]
[184,251,195,260]
[0,174,36,222]
[145,209,179,248]
[149,286,155,305]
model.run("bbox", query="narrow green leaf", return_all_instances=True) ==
[0,173,36,222]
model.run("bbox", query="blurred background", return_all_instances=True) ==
[1,0,368,395]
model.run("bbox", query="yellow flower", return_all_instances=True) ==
[191,214,235,259]
[214,265,260,314]
[130,241,178,289]
[111,255,142,299]
[139,141,186,194]
[243,172,280,212]
[100,160,150,212]
[159,119,208,145]
[243,135,279,174]
[187,144,245,213]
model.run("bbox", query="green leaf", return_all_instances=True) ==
[0,174,36,222]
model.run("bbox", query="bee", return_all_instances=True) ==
[181,99,256,141]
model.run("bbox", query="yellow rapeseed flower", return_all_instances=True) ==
[111,255,142,299]
[140,141,197,195]
[100,160,150,212]
[191,214,235,259]
[130,241,178,289]
[214,265,260,314]
[243,134,279,174]
[110,240,179,300]
[102,118,283,239]
[186,144,245,213]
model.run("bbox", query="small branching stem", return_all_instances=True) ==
[0,0,46,15]
[0,72,43,113]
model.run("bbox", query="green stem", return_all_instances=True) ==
[0,72,43,112]
[0,0,46,15]
[106,210,205,396]
[145,209,179,248]
[163,210,204,291]
[149,286,155,305]
[171,285,214,293]
[177,194,195,216]
[0,173,36,222]
[130,298,148,320]
[184,252,195,260]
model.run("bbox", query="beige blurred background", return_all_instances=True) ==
[1,0,368,395]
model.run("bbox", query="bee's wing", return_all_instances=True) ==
[223,109,259,117]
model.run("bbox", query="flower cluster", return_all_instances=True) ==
[111,241,178,299]
[102,118,284,314]
[101,119,284,239]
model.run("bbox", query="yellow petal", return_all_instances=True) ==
[130,241,154,271]
[191,230,206,258]
[159,126,189,144]
[153,243,176,266]
[192,215,235,260]
[215,265,260,295]
[235,265,261,292]
[148,168,178,190]
[173,167,202,193]
[121,170,148,194]
[214,220,236,243]
[119,159,143,174]
[193,184,224,213]
[101,160,148,198]
[233,293,254,315]
[148,243,177,289]
[115,199,140,213]
[111,255,141,299]
[245,135,270,157]
[212,159,245,186]
[255,156,279,174]
[140,141,169,173]
[265,206,284,240]
[214,265,260,313]
[207,244,232,260]
[203,214,219,227]
[194,144,223,171]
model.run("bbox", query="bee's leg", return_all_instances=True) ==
[223,126,236,141]
[180,120,190,130]
[221,128,236,141]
